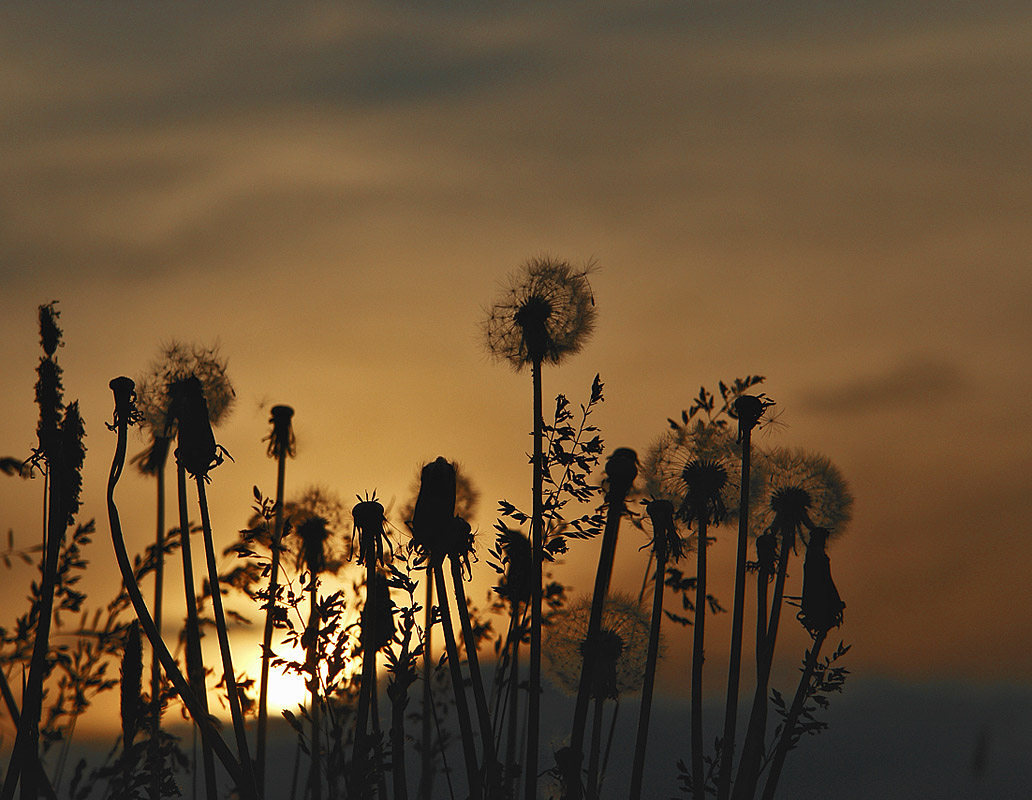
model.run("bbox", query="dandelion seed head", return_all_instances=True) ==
[279,486,350,573]
[136,340,235,437]
[543,593,651,699]
[754,447,853,540]
[640,423,753,529]
[482,256,597,370]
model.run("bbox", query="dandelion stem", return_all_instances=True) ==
[257,444,287,793]
[760,631,827,800]
[105,379,245,791]
[434,562,482,798]
[525,356,544,800]
[717,426,753,800]
[691,516,709,800]
[734,530,792,800]
[568,449,636,800]
[449,554,499,784]
[177,463,219,800]
[586,697,605,799]
[420,576,434,800]
[149,454,166,800]
[195,476,259,800]
[306,578,322,800]
[629,504,671,800]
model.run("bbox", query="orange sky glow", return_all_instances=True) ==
[1,2,1031,790]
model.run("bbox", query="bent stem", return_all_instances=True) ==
[759,631,827,800]
[105,378,245,791]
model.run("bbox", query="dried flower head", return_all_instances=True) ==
[798,527,845,636]
[282,486,350,573]
[544,593,651,700]
[266,405,296,459]
[483,256,597,369]
[136,340,235,437]
[409,457,457,565]
[353,497,393,568]
[640,423,753,528]
[494,528,532,604]
[645,498,682,561]
[753,447,853,543]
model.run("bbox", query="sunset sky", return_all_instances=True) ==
[1,1,1031,796]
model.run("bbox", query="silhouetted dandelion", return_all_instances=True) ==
[734,448,852,800]
[753,447,853,544]
[482,256,596,369]
[544,594,650,699]
[136,341,235,437]
[256,404,295,795]
[483,256,596,800]
[762,528,846,800]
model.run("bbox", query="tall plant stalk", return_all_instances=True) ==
[566,448,637,800]
[420,575,434,800]
[257,405,294,793]
[759,632,827,800]
[106,378,246,790]
[526,356,545,800]
[717,396,765,800]
[629,500,678,800]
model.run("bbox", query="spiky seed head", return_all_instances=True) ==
[483,256,597,370]
[753,447,853,541]
[679,458,729,527]
[136,340,235,437]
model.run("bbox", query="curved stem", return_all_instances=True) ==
[105,402,244,789]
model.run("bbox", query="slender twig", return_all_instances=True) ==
[759,631,827,800]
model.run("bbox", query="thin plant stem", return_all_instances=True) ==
[105,379,245,789]
[759,631,827,800]
[2,451,63,800]
[691,517,709,800]
[195,477,259,800]
[306,580,322,800]
[353,545,378,794]
[568,449,636,800]
[599,699,619,792]
[449,555,498,781]
[257,446,287,792]
[586,697,604,800]
[150,457,166,800]
[629,518,669,800]
[734,531,792,800]
[177,463,218,800]
[525,356,544,800]
[0,669,58,800]
[717,427,753,800]
[433,562,482,799]
[420,576,434,800]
